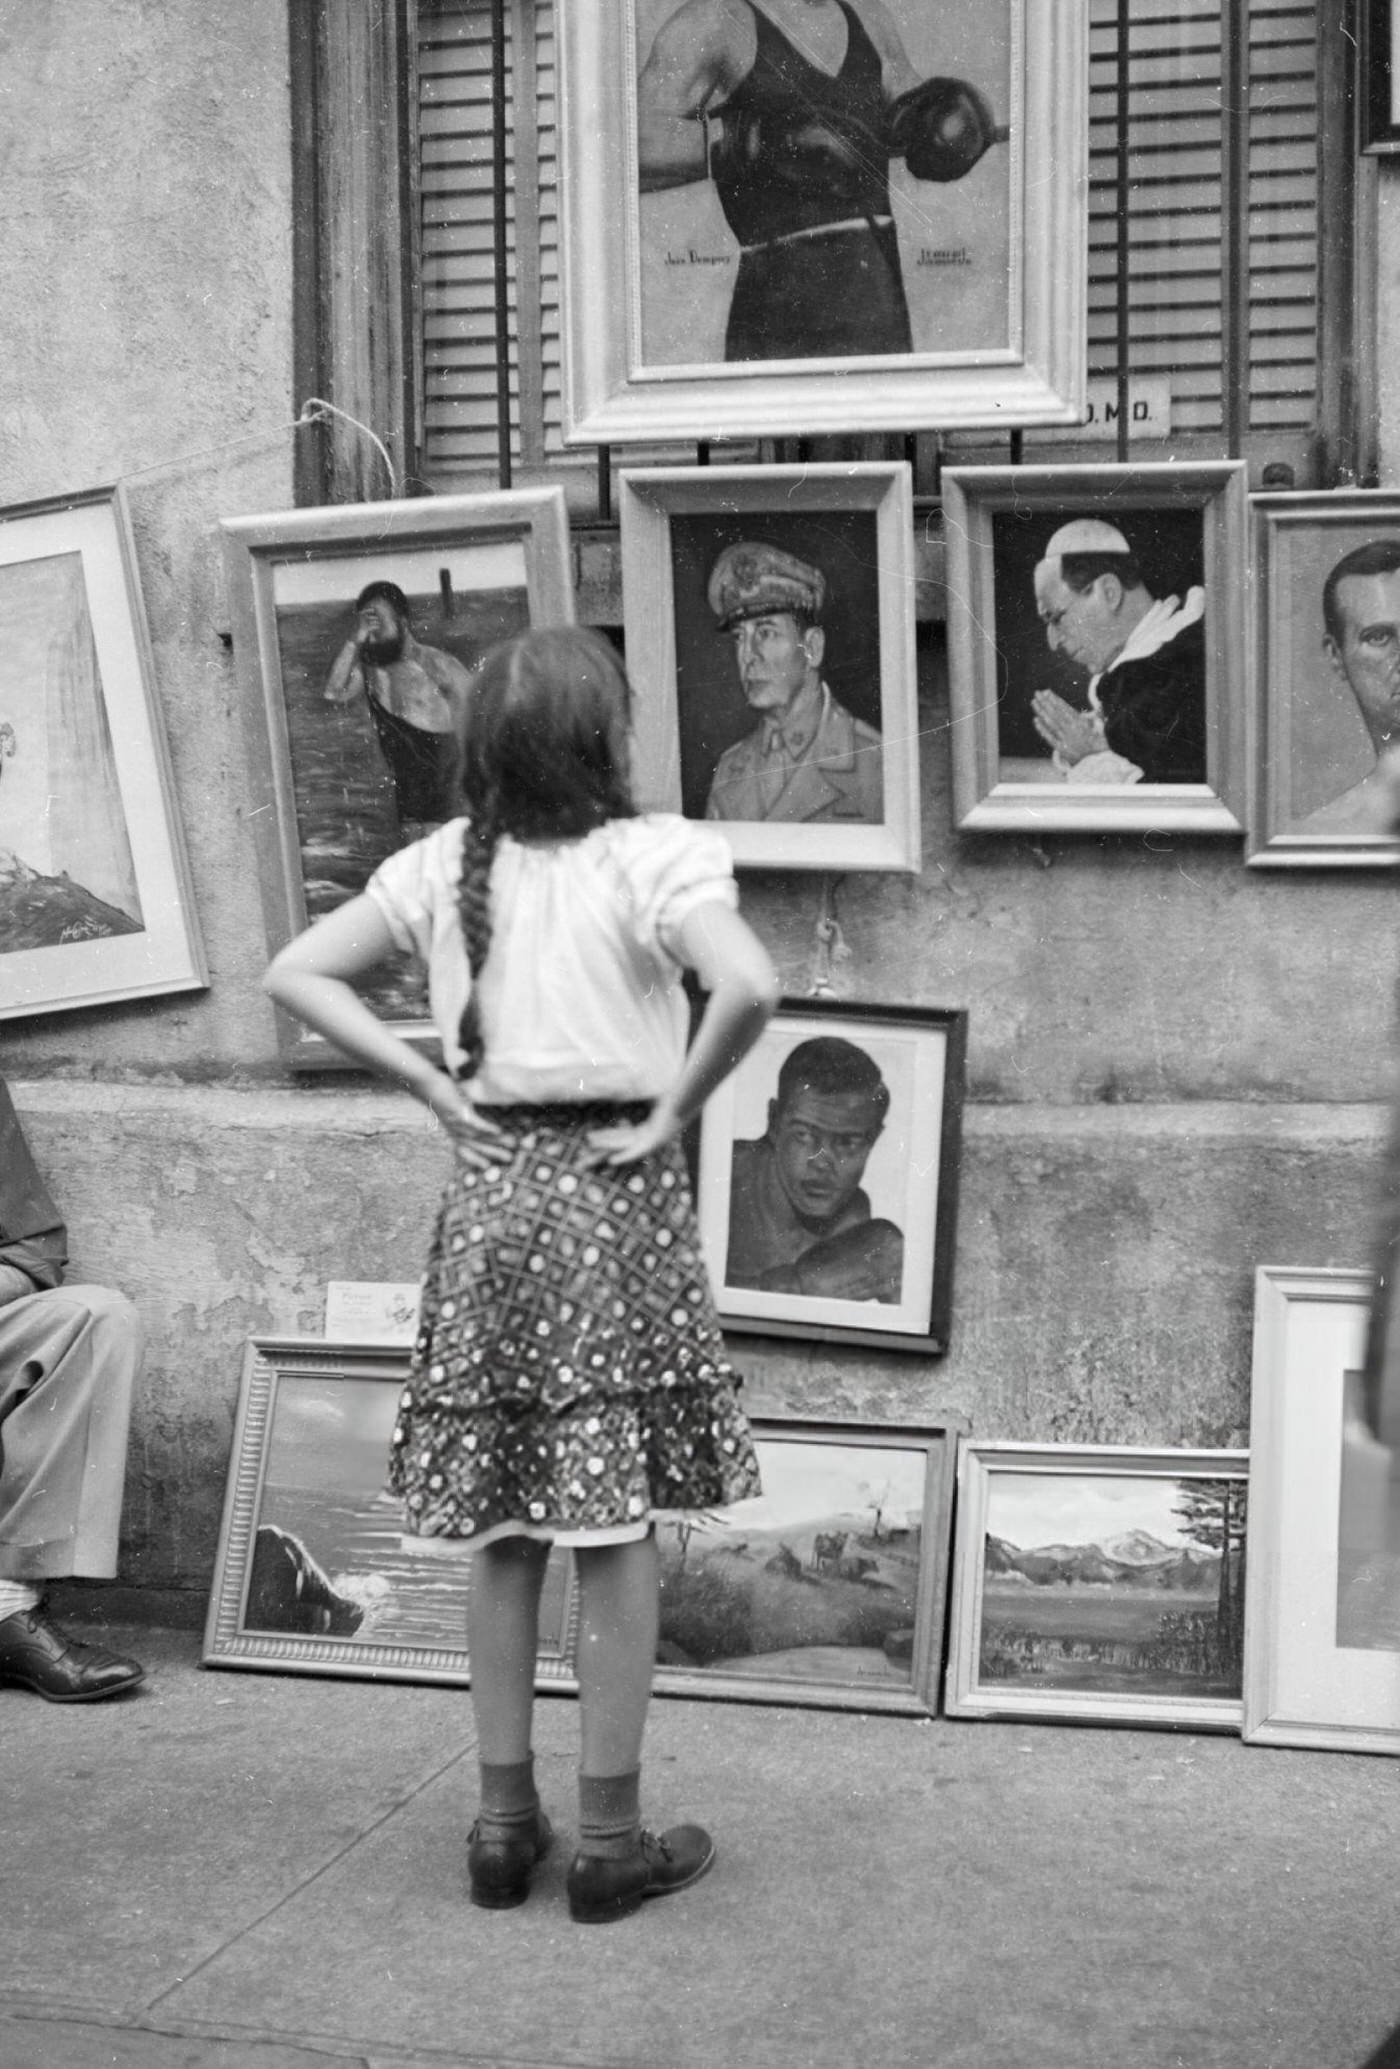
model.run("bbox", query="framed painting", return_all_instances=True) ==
[943,462,1249,834]
[557,1,1087,443]
[0,485,206,1021]
[654,1419,958,1714]
[694,998,965,1353]
[620,463,920,872]
[1243,1267,1400,1756]
[1246,493,1400,868]
[945,1441,1250,1732]
[203,1338,578,1690]
[1361,0,1400,153]
[221,489,574,1067]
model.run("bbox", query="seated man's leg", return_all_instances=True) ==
[0,1284,145,1700]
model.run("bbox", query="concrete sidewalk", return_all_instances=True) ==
[3,1623,1400,2069]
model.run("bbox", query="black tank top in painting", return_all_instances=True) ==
[713,1,892,249]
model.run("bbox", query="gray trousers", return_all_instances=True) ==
[0,1285,141,1580]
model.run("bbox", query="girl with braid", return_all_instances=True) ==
[265,626,777,1925]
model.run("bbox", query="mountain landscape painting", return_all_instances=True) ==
[976,1466,1247,1708]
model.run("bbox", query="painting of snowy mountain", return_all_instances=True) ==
[947,1447,1250,1728]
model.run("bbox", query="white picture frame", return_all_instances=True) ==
[946,1439,1250,1733]
[557,0,1088,443]
[620,462,920,872]
[1243,1265,1400,1756]
[1246,493,1400,868]
[0,485,206,1021]
[221,488,575,1066]
[942,461,1250,835]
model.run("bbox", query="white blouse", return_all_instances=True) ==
[364,814,738,1103]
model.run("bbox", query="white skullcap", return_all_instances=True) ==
[1037,518,1132,571]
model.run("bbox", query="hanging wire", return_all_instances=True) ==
[807,876,852,998]
[300,399,399,498]
[113,399,396,498]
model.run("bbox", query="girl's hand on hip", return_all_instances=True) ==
[423,1073,511,1169]
[586,1100,683,1168]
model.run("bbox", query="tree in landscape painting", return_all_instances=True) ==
[1172,1478,1247,1671]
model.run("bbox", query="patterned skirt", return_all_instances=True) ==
[387,1104,762,1545]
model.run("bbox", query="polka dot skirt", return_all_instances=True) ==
[388,1106,761,1542]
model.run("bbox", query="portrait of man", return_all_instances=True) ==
[702,539,882,825]
[1293,539,1400,834]
[264,544,530,1035]
[323,581,476,842]
[634,0,1008,365]
[1026,517,1208,786]
[726,1035,904,1303]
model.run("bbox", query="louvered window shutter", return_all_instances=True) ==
[418,0,561,476]
[415,0,1327,486]
[1025,0,1323,473]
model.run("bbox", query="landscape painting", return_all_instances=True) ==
[204,1340,577,1690]
[946,1443,1249,1731]
[652,1421,956,1714]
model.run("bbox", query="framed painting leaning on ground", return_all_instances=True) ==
[1247,493,1400,868]
[1243,1267,1400,1756]
[694,998,965,1354]
[620,463,920,873]
[557,0,1087,442]
[0,485,206,1021]
[203,1338,578,1691]
[945,1441,1250,1732]
[221,489,574,1067]
[942,462,1249,835]
[653,1419,959,1714]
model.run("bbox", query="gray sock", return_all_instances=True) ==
[576,1768,642,1860]
[477,1757,538,1839]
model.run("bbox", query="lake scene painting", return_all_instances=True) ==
[976,1468,1247,1706]
[237,1370,572,1677]
[654,1429,948,1712]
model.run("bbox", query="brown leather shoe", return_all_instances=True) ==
[0,1606,144,1702]
[567,1824,715,1925]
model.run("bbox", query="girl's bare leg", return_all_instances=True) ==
[573,1533,659,1777]
[468,1533,551,1762]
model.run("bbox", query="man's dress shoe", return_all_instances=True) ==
[0,1606,145,1701]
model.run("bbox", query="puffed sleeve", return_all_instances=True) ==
[621,814,739,961]
[363,823,461,961]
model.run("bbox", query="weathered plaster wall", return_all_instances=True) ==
[1,0,297,1077]
[11,1080,1386,1599]
[3,7,1398,1607]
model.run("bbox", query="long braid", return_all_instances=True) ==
[454,803,499,1082]
[449,627,633,1080]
